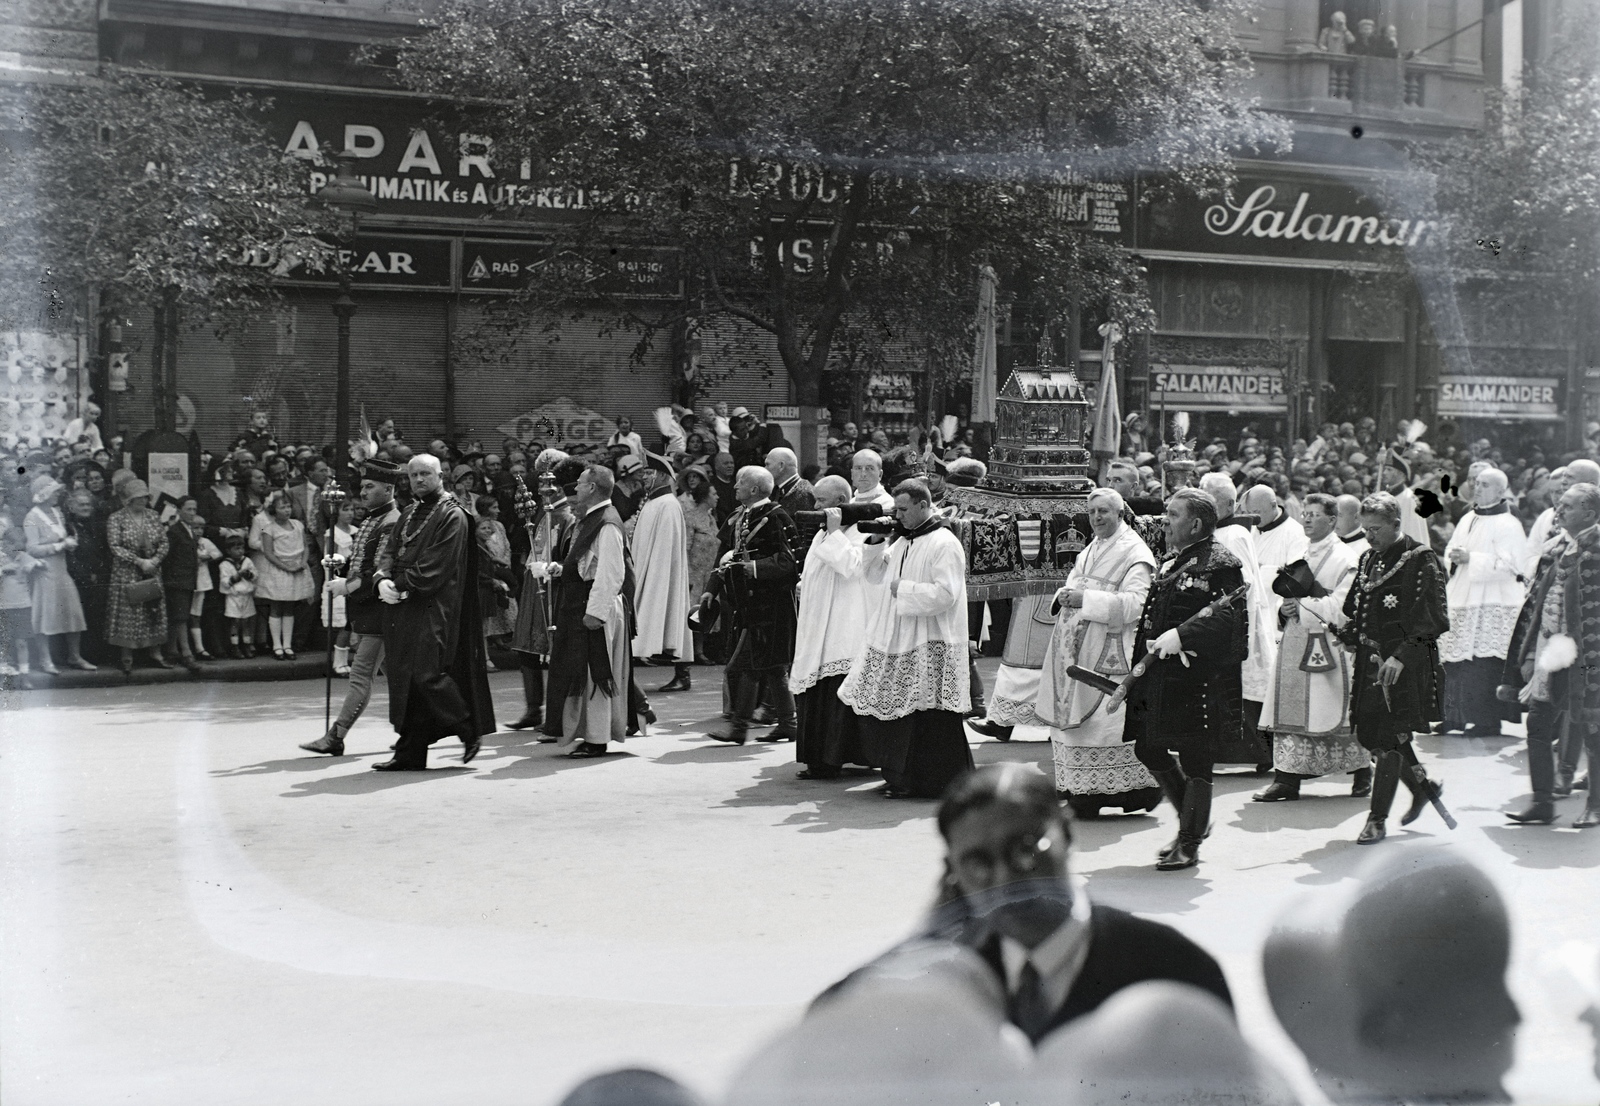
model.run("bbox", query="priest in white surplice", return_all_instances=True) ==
[1199,472,1278,764]
[629,454,695,692]
[790,476,868,780]
[1035,488,1161,816]
[849,449,896,512]
[1254,492,1371,802]
[1438,466,1527,736]
[840,479,974,799]
[1241,483,1308,626]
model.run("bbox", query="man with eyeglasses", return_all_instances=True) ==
[814,764,1231,1043]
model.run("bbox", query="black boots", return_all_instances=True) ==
[968,719,1014,741]
[1350,766,1373,797]
[1157,779,1213,871]
[299,725,346,756]
[1253,772,1301,802]
[1507,800,1557,825]
[1398,761,1444,826]
[657,665,692,693]
[507,666,543,730]
[708,674,755,745]
[1152,767,1189,864]
[1357,750,1403,844]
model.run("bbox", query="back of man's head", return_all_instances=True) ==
[1198,471,1236,517]
[1263,848,1517,1104]
[1239,484,1278,522]
[1568,459,1600,486]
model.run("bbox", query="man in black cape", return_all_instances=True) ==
[371,454,495,770]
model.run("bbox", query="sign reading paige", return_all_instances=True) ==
[496,397,612,450]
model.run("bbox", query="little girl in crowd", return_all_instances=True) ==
[322,501,355,675]
[0,511,43,675]
[217,535,257,658]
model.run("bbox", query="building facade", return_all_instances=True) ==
[2,0,1591,454]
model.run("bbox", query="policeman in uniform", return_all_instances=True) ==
[1121,488,1249,871]
[1338,491,1450,844]
[704,466,800,745]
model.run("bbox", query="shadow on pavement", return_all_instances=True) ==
[719,762,933,832]
[1230,794,1367,834]
[1067,810,1160,855]
[1481,823,1600,869]
[1082,865,1214,914]
[476,747,638,780]
[281,765,474,797]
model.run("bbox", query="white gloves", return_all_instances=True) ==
[1149,628,1189,666]
[378,579,402,605]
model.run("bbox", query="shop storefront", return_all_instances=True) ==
[1105,169,1583,449]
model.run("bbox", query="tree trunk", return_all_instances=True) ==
[150,299,167,433]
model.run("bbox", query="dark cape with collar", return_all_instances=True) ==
[544,503,636,721]
[813,900,1232,1042]
[380,490,495,748]
[714,499,799,670]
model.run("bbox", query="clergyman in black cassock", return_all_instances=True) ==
[371,455,495,770]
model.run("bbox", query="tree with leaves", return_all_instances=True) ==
[0,69,328,430]
[390,0,1286,431]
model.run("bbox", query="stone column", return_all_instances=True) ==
[1284,0,1322,52]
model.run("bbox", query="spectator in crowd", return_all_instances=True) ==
[23,474,91,672]
[728,406,787,470]
[1319,10,1354,52]
[64,487,111,663]
[677,464,719,666]
[161,496,213,671]
[0,509,40,675]
[1264,848,1518,1105]
[606,415,644,458]
[817,764,1231,1039]
[322,498,356,675]
[218,535,257,655]
[474,494,518,663]
[236,409,277,463]
[710,452,738,528]
[249,489,313,661]
[106,478,169,674]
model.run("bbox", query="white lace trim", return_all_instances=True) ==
[1050,741,1158,795]
[1438,603,1521,662]
[1272,733,1370,776]
[789,657,855,696]
[989,694,1042,726]
[839,640,969,720]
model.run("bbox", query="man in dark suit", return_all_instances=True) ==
[703,466,800,745]
[815,764,1231,1043]
[765,446,814,564]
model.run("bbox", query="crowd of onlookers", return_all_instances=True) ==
[2,399,1591,680]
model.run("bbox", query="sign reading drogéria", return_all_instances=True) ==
[1438,376,1564,420]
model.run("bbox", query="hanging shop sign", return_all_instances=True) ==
[1437,375,1564,421]
[1150,365,1286,412]
[269,95,603,218]
[1134,176,1440,262]
[247,233,456,291]
[461,240,683,298]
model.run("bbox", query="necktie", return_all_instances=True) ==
[1010,960,1052,1042]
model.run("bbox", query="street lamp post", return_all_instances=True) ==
[312,148,376,487]
[310,149,374,726]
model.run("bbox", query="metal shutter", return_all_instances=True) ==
[453,302,672,454]
[123,292,448,455]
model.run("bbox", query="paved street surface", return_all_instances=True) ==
[4,660,1600,1106]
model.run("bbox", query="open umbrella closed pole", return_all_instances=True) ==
[1091,322,1123,479]
[971,265,998,453]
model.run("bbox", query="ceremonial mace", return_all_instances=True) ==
[320,482,349,738]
